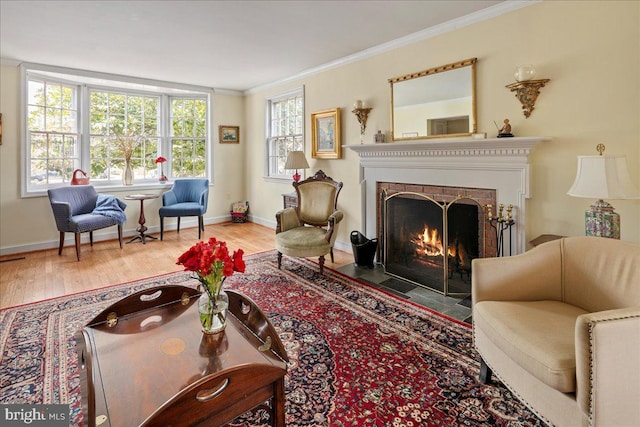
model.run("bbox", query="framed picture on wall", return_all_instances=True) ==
[311,108,341,159]
[219,125,240,144]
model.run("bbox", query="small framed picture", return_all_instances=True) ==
[311,108,341,159]
[219,125,239,144]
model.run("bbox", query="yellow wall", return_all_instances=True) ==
[1,0,639,254]
[245,0,640,246]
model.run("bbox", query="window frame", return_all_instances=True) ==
[265,86,305,181]
[20,63,213,197]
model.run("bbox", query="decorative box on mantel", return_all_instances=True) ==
[344,136,550,255]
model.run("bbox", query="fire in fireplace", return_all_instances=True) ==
[382,190,487,296]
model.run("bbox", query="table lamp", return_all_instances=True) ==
[567,144,639,239]
[284,151,309,182]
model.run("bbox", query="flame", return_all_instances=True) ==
[411,226,456,257]
[411,226,443,256]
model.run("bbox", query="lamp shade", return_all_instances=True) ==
[284,151,309,170]
[567,155,640,200]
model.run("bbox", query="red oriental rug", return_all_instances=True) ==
[0,250,545,426]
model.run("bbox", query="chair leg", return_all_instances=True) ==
[198,216,203,239]
[479,359,492,384]
[160,217,164,241]
[330,247,334,263]
[58,232,65,255]
[75,233,81,261]
[277,252,282,269]
[118,224,123,249]
[90,231,94,246]
[319,255,325,274]
[177,217,181,233]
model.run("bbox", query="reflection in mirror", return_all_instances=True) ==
[390,58,477,141]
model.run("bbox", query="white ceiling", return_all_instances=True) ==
[0,0,514,92]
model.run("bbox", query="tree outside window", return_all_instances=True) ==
[89,90,160,183]
[27,79,79,187]
[23,66,210,193]
[267,88,304,179]
[171,98,207,177]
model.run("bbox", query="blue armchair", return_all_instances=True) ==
[159,179,209,240]
[47,185,126,261]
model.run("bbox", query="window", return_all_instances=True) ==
[27,78,79,187]
[266,88,304,179]
[170,98,207,177]
[22,64,211,195]
[89,90,160,182]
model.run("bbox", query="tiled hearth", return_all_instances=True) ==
[337,262,472,323]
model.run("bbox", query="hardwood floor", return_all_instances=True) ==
[0,222,354,309]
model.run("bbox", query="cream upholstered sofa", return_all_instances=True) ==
[472,236,640,427]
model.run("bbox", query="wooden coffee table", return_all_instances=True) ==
[75,286,288,427]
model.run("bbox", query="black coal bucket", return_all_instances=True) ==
[350,231,378,268]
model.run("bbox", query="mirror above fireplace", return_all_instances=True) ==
[389,58,477,141]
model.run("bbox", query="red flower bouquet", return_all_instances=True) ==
[177,237,245,301]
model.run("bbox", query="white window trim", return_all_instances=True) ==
[264,86,305,182]
[20,62,214,197]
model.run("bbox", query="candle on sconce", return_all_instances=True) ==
[354,100,364,109]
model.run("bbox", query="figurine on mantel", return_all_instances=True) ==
[495,118,514,138]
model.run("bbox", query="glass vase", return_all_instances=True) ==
[123,160,133,186]
[198,290,229,334]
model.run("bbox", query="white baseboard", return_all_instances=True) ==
[0,215,229,256]
[0,214,353,256]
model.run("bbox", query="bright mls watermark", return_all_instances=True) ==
[0,405,68,426]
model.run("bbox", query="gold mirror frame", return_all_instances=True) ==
[389,58,477,141]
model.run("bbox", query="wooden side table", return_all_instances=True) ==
[124,194,159,244]
[282,192,297,209]
[76,286,288,427]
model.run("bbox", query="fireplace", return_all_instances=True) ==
[346,136,548,263]
[379,183,496,295]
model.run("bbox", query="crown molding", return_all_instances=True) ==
[245,0,539,95]
[0,57,22,67]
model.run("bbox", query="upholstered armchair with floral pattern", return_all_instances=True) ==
[275,170,343,274]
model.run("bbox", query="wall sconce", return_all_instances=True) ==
[567,144,640,239]
[351,100,372,139]
[505,65,550,118]
[284,150,309,182]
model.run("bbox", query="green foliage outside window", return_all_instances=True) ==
[89,91,160,182]
[171,99,207,177]
[25,69,209,191]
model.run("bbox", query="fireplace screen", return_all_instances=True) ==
[382,191,484,296]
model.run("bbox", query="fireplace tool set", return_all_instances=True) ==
[486,204,515,257]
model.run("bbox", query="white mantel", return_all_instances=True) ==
[345,136,550,255]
